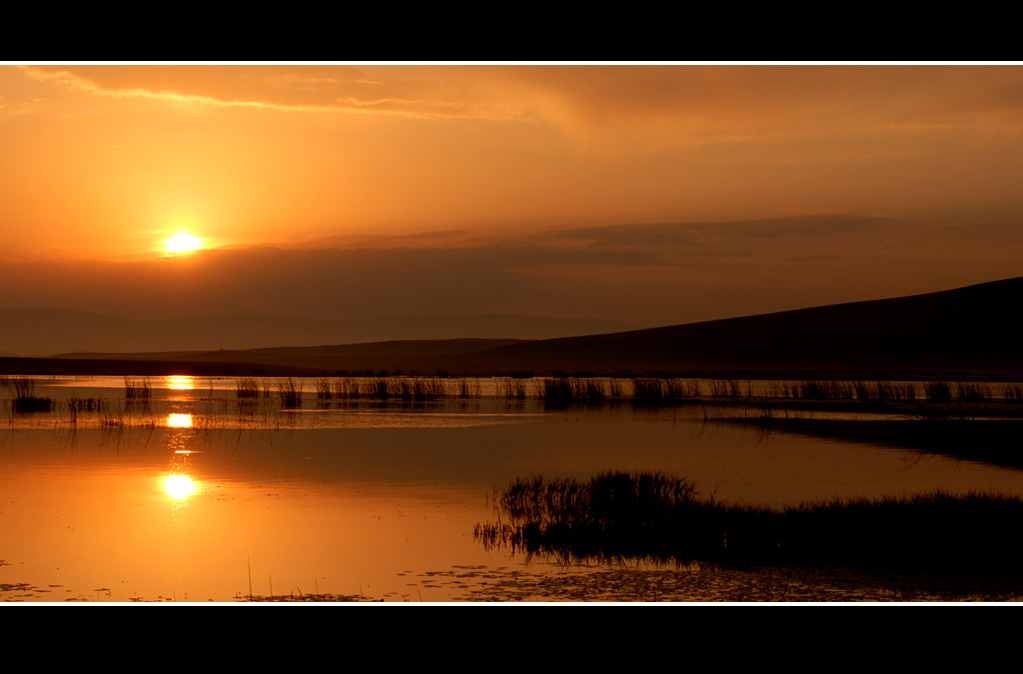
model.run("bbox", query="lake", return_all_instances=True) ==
[3,375,1022,602]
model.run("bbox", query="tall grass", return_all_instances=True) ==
[458,378,481,399]
[315,378,333,400]
[631,378,700,401]
[276,378,303,408]
[501,378,528,400]
[1004,383,1023,402]
[124,377,152,401]
[476,472,1023,573]
[236,378,262,399]
[926,382,953,403]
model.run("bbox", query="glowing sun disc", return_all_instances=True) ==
[165,233,204,254]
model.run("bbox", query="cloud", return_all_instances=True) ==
[15,64,532,121]
[552,215,886,249]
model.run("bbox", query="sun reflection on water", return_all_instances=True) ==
[167,376,195,390]
[163,474,197,501]
[166,413,193,428]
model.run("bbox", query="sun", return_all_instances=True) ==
[165,233,204,254]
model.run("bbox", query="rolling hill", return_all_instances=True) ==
[6,276,1023,379]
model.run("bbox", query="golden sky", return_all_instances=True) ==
[2,63,1023,327]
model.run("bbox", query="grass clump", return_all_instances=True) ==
[9,377,54,413]
[476,472,1023,574]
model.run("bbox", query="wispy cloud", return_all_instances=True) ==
[16,64,532,121]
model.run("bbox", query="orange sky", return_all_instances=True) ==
[2,63,1023,327]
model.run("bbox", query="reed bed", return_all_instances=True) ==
[501,378,529,400]
[926,382,953,403]
[630,378,702,400]
[215,375,1015,408]
[331,378,363,400]
[315,378,333,400]
[332,377,448,401]
[458,378,481,399]
[1004,383,1023,402]
[476,471,1023,573]
[538,378,607,403]
[235,377,264,399]
[390,377,447,401]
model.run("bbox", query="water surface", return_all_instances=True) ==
[3,375,1021,602]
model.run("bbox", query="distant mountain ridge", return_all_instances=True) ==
[0,309,632,357]
[9,276,1023,378]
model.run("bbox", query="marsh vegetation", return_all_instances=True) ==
[476,472,1023,576]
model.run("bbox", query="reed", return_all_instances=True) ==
[793,380,856,401]
[458,378,481,399]
[954,382,989,402]
[709,379,741,398]
[501,378,528,400]
[276,378,303,408]
[315,378,333,400]
[332,378,362,400]
[391,377,446,401]
[98,401,126,428]
[476,472,1023,573]
[68,396,101,412]
[10,377,53,413]
[538,377,575,402]
[1004,383,1023,402]
[124,377,152,400]
[371,378,392,399]
[631,378,665,399]
[926,381,952,403]
[235,377,261,399]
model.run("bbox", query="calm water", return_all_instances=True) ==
[2,375,1022,602]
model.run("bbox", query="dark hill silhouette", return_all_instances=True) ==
[11,276,1023,379]
[443,276,1023,378]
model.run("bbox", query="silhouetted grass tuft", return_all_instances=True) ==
[476,472,1023,573]
[10,377,53,413]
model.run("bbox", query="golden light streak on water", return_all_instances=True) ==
[166,413,193,428]
[167,376,196,390]
[163,474,197,501]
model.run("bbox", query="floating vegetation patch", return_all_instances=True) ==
[233,592,382,603]
[476,472,1023,575]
